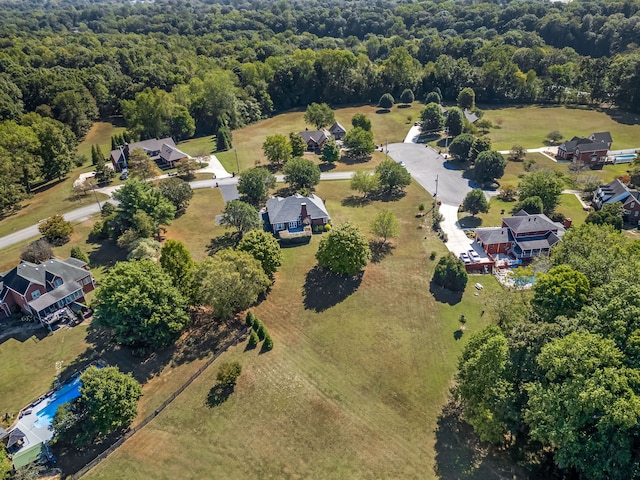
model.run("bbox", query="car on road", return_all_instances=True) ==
[459,253,471,264]
[468,250,481,262]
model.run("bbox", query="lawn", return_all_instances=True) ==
[482,105,640,151]
[77,121,126,159]
[85,180,509,480]
[178,103,424,173]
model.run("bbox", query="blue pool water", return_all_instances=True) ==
[33,376,82,428]
[616,154,636,162]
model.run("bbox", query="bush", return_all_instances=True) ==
[245,311,255,327]
[253,318,266,340]
[418,203,425,212]
[433,254,468,292]
[21,239,53,263]
[263,333,274,351]
[247,329,259,348]
[70,246,90,264]
[216,361,242,386]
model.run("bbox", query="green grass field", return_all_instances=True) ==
[483,105,640,150]
[84,180,506,480]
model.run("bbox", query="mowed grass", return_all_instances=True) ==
[179,104,423,173]
[483,105,640,150]
[77,121,126,159]
[86,180,505,480]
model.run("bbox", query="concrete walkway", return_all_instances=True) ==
[404,125,422,143]
[439,204,473,255]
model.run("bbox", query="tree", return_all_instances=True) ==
[220,200,261,237]
[454,326,514,443]
[498,185,518,202]
[128,147,160,180]
[518,170,564,213]
[160,240,194,297]
[508,145,527,162]
[469,137,492,163]
[237,167,276,206]
[0,120,41,194]
[0,446,11,480]
[112,180,176,238]
[72,366,142,442]
[515,195,544,214]
[70,245,90,264]
[378,93,395,109]
[94,155,115,185]
[457,87,476,110]
[91,144,103,166]
[475,119,493,135]
[425,91,441,104]
[262,134,292,167]
[176,157,200,179]
[448,134,475,160]
[351,113,372,131]
[531,265,590,320]
[420,103,444,132]
[370,210,399,244]
[216,361,242,386]
[342,127,374,159]
[94,260,189,349]
[216,125,232,151]
[350,170,380,198]
[462,189,489,216]
[304,102,335,129]
[24,114,75,181]
[193,249,270,319]
[375,159,412,192]
[433,254,468,291]
[238,230,282,277]
[21,239,53,263]
[445,107,464,137]
[316,222,371,275]
[586,202,624,231]
[283,157,321,191]
[546,130,564,145]
[158,177,194,212]
[474,151,506,184]
[320,137,341,163]
[52,88,98,138]
[289,132,306,157]
[39,214,73,245]
[127,238,162,261]
[400,89,415,105]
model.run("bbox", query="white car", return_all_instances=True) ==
[399,161,406,168]
[459,253,471,264]
[468,250,481,262]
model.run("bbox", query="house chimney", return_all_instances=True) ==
[563,218,572,229]
[300,202,308,219]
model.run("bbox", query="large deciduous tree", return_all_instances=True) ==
[160,240,194,297]
[220,200,261,238]
[320,137,341,163]
[262,134,292,167]
[237,167,276,206]
[304,102,335,129]
[370,210,399,244]
[469,136,492,163]
[351,113,372,131]
[94,260,189,350]
[462,189,489,216]
[38,214,73,245]
[21,239,53,263]
[237,229,283,277]
[316,222,371,276]
[289,132,306,157]
[586,202,624,231]
[474,150,506,184]
[158,177,193,212]
[375,159,411,192]
[193,249,270,319]
[283,157,321,191]
[457,87,475,110]
[342,127,374,159]
[128,147,160,180]
[445,107,464,137]
[350,170,380,198]
[518,170,564,214]
[531,265,590,320]
[448,133,475,161]
[433,254,468,291]
[420,103,444,132]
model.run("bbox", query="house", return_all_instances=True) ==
[463,109,479,124]
[0,258,95,327]
[557,132,612,167]
[474,210,567,262]
[593,178,640,224]
[264,194,330,235]
[298,129,332,152]
[110,137,189,172]
[329,122,347,140]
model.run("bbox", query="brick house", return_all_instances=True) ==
[264,194,330,235]
[593,178,640,225]
[557,132,612,167]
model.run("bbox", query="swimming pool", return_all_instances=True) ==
[615,154,637,163]
[33,375,82,428]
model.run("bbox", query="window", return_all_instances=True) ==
[631,202,636,208]
[31,290,40,300]
[54,278,63,287]
[635,211,639,217]
[82,277,92,285]
[288,221,298,229]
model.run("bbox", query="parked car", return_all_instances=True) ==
[468,250,481,262]
[459,253,471,264]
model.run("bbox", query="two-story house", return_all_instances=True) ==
[593,178,640,225]
[110,137,189,172]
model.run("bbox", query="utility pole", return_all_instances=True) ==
[88,181,102,211]
[385,139,388,160]
[434,175,439,200]
[234,147,240,174]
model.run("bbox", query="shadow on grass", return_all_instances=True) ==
[601,106,640,126]
[87,240,128,270]
[369,240,394,263]
[302,266,363,312]
[0,317,49,345]
[206,231,239,255]
[434,401,531,479]
[341,195,371,208]
[458,216,483,228]
[339,155,374,166]
[376,108,391,114]
[369,189,407,203]
[397,104,411,109]
[206,383,235,407]
[429,279,463,305]
[319,162,337,172]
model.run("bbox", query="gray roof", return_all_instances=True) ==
[28,281,82,313]
[64,257,88,269]
[463,109,479,123]
[514,232,561,250]
[160,143,188,163]
[502,212,562,235]
[298,129,331,146]
[1,259,90,296]
[129,137,176,153]
[474,227,512,245]
[575,141,608,153]
[329,122,346,134]
[7,428,25,449]
[559,136,592,152]
[266,194,330,225]
[591,132,612,145]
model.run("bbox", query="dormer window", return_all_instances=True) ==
[54,278,63,287]
[31,290,41,300]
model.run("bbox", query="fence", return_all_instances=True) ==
[70,327,248,479]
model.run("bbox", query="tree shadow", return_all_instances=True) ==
[434,401,531,479]
[444,159,470,171]
[369,189,407,203]
[458,216,482,228]
[0,317,49,346]
[87,240,128,270]
[302,266,363,312]
[369,240,394,263]
[339,155,372,165]
[601,106,640,126]
[376,108,391,114]
[206,231,238,255]
[397,104,411,109]
[341,195,371,208]
[319,162,337,172]
[274,186,296,198]
[429,279,464,305]
[206,383,235,407]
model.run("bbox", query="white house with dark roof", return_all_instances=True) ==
[110,137,189,171]
[264,194,330,235]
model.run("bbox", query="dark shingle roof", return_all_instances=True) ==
[7,428,25,449]
[463,109,479,123]
[474,227,512,245]
[329,122,346,134]
[298,130,331,146]
[266,194,330,225]
[591,132,612,145]
[559,136,593,152]
[64,257,88,269]
[575,141,608,153]
[129,137,176,153]
[514,232,561,250]
[502,213,560,234]
[1,259,89,296]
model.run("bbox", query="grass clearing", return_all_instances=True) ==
[86,180,507,480]
[77,121,126,159]
[483,105,640,150]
